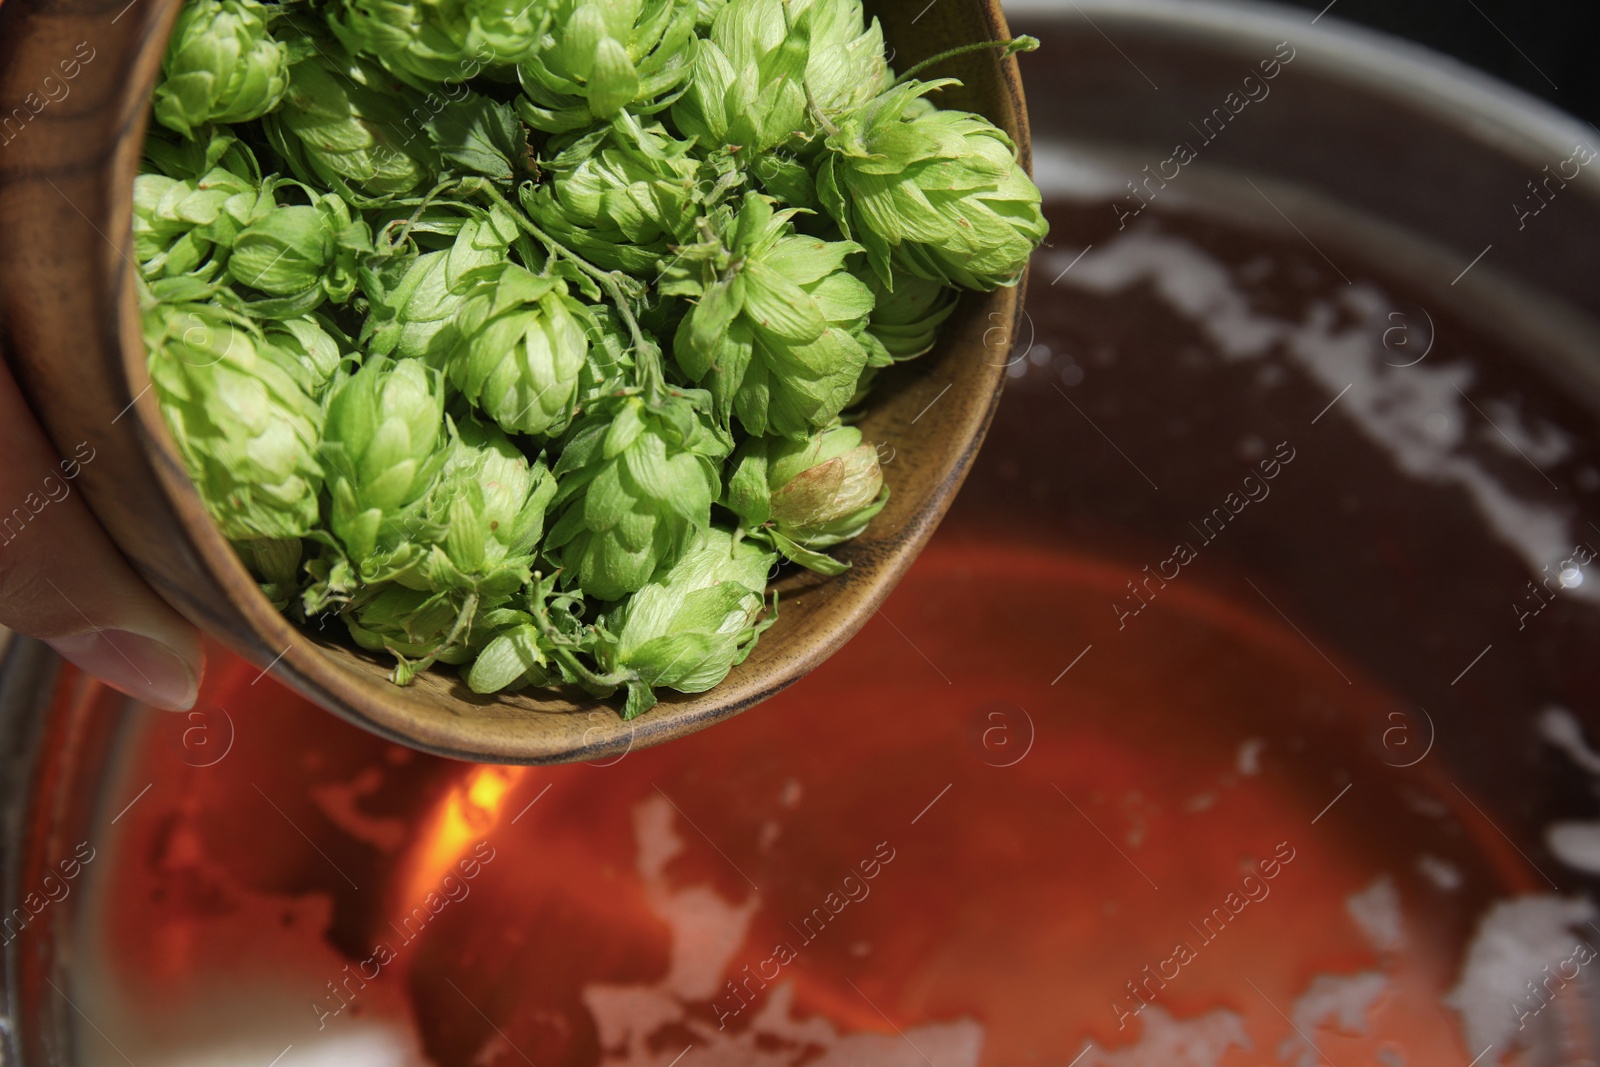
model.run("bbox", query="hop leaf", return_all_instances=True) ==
[263,24,439,199]
[142,292,323,545]
[423,95,531,184]
[599,526,775,713]
[544,395,729,601]
[517,0,696,131]
[446,264,592,437]
[818,81,1048,291]
[142,126,264,184]
[153,0,288,138]
[665,191,873,437]
[467,621,555,692]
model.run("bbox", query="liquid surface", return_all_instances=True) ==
[72,540,1523,1067]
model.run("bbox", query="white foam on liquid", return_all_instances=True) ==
[1347,876,1405,953]
[1279,972,1390,1067]
[1444,895,1597,1060]
[581,794,985,1067]
[1045,229,1596,600]
[1078,1004,1250,1067]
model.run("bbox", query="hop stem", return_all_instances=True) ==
[388,590,479,685]
[526,576,637,694]
[891,36,1039,87]
[463,178,667,404]
[380,180,461,253]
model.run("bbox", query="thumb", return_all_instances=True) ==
[0,362,203,709]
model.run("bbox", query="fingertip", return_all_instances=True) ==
[46,629,203,710]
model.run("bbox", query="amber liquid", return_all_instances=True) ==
[70,538,1530,1067]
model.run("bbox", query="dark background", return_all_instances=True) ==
[1274,0,1600,127]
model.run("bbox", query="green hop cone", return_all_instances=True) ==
[818,80,1048,291]
[152,0,289,139]
[328,0,549,85]
[414,414,558,596]
[519,115,701,274]
[142,291,322,596]
[262,314,348,397]
[726,423,885,574]
[263,27,439,199]
[227,191,373,314]
[789,0,889,117]
[465,573,594,693]
[545,394,729,602]
[348,417,556,682]
[345,587,532,683]
[664,191,873,438]
[599,526,776,717]
[669,0,886,162]
[669,0,808,159]
[362,203,519,364]
[517,0,696,131]
[864,271,956,360]
[319,356,450,579]
[346,584,477,666]
[447,264,592,437]
[132,165,267,280]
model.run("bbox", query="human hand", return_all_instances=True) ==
[0,358,203,709]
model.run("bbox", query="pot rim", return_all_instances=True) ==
[1007,0,1597,175]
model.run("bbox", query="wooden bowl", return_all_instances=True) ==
[0,0,1029,763]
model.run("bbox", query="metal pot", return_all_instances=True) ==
[3,0,1599,1062]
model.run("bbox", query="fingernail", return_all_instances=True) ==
[46,630,200,710]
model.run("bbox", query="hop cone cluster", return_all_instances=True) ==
[138,0,1046,715]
